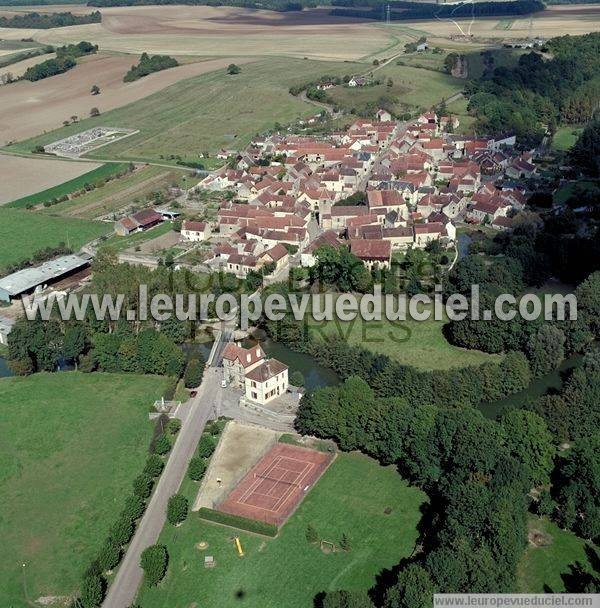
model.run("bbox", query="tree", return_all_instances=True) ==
[384,564,435,608]
[188,456,206,481]
[90,107,100,117]
[323,590,374,608]
[227,63,241,75]
[526,324,565,377]
[109,515,134,546]
[140,544,168,586]
[290,370,305,387]
[80,574,103,608]
[153,434,171,456]
[63,324,87,367]
[197,433,216,458]
[143,454,164,478]
[121,494,145,521]
[167,418,181,435]
[91,84,100,95]
[306,523,319,544]
[500,409,555,487]
[184,358,203,388]
[97,538,121,572]
[133,473,154,499]
[167,494,189,525]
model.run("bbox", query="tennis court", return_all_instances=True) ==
[217,443,334,527]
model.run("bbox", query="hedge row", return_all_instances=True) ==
[197,508,278,537]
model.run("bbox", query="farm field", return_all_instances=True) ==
[0,50,55,80]
[0,5,395,61]
[41,164,188,219]
[5,161,127,209]
[136,452,426,608]
[0,372,169,608]
[517,516,598,593]
[0,208,110,271]
[0,153,102,205]
[9,57,364,162]
[308,297,500,370]
[0,53,254,144]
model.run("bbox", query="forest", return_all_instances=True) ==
[0,10,101,28]
[467,32,600,144]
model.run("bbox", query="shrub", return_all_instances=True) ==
[143,454,164,478]
[122,494,145,521]
[197,508,278,537]
[227,63,241,75]
[167,418,181,435]
[184,358,203,388]
[306,523,319,544]
[167,494,189,525]
[97,538,121,572]
[80,574,104,608]
[109,515,134,546]
[140,544,168,586]
[153,434,171,456]
[197,434,216,458]
[133,473,154,499]
[188,456,206,481]
[290,370,305,387]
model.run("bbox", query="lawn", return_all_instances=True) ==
[137,452,426,608]
[552,125,583,152]
[0,208,111,272]
[101,221,175,252]
[0,371,169,608]
[6,57,363,163]
[517,516,598,593]
[307,296,499,371]
[6,163,130,209]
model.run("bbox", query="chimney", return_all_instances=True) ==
[247,354,251,363]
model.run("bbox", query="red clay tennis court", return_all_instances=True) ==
[217,443,334,527]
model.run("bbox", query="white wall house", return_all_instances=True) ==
[181,220,208,242]
[244,359,289,405]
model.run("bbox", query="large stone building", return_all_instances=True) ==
[222,343,265,387]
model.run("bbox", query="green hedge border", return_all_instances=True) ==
[197,507,278,537]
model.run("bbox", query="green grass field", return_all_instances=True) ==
[6,58,363,163]
[6,163,129,209]
[101,221,174,252]
[0,372,169,608]
[0,208,110,271]
[552,126,583,152]
[518,516,598,593]
[307,297,499,370]
[137,452,426,608]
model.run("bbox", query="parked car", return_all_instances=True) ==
[190,390,197,397]
[221,379,227,388]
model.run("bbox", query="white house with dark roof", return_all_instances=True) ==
[222,343,266,388]
[244,359,289,405]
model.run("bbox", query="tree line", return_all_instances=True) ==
[22,41,97,82]
[0,10,100,28]
[123,52,179,82]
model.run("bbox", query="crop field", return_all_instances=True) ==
[41,164,188,219]
[0,372,169,608]
[137,452,426,608]
[0,208,110,271]
[0,53,253,145]
[5,162,127,209]
[0,153,102,205]
[0,6,395,61]
[9,57,364,162]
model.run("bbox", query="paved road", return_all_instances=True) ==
[102,367,223,608]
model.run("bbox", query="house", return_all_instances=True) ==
[180,220,207,242]
[222,343,266,388]
[114,208,163,236]
[414,222,448,248]
[376,109,392,122]
[244,358,289,405]
[301,230,343,267]
[225,254,258,278]
[348,76,366,87]
[416,42,429,52]
[259,243,289,272]
[349,239,392,269]
[506,159,537,179]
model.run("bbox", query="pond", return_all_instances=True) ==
[0,356,13,378]
[242,336,341,390]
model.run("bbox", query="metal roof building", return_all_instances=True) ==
[0,254,92,303]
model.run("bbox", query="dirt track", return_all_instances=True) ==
[0,54,251,144]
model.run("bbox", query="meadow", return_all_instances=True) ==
[9,57,364,162]
[552,125,583,152]
[0,372,169,608]
[137,452,426,608]
[517,516,599,593]
[0,208,110,271]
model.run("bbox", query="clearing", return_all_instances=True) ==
[0,153,101,205]
[0,53,255,144]
[0,208,110,271]
[552,125,583,152]
[137,452,426,608]
[517,516,599,593]
[0,371,169,608]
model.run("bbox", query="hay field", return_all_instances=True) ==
[0,153,101,204]
[9,57,364,162]
[0,53,254,144]
[0,5,395,60]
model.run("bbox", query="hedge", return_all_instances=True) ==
[197,508,278,537]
